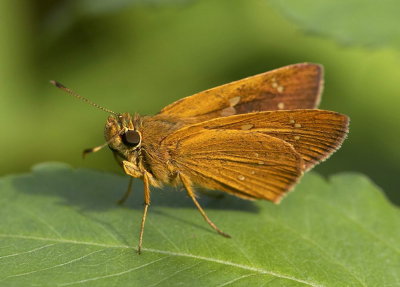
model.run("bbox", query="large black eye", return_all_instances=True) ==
[122,130,141,147]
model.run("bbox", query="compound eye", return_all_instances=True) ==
[122,130,141,147]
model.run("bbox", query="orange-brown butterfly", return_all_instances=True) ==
[51,63,349,254]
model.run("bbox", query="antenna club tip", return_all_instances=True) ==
[50,80,65,89]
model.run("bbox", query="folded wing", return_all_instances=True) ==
[166,110,349,171]
[162,129,304,202]
[157,63,323,123]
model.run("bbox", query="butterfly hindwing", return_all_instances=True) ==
[162,129,304,202]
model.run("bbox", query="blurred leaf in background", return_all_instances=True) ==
[269,0,400,48]
[1,0,399,204]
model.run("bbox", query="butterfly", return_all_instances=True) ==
[51,63,349,253]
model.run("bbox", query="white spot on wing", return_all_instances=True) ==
[238,175,245,181]
[271,77,278,88]
[271,77,284,93]
[220,106,236,116]
[229,96,241,107]
[277,102,285,110]
[241,124,254,130]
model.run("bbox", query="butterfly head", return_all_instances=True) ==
[104,113,142,158]
[49,80,143,160]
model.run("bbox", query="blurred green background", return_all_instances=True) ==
[1,0,399,203]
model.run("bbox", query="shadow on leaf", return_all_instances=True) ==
[12,162,259,213]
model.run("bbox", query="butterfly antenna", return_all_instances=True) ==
[50,80,118,116]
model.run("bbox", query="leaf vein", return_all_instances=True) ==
[0,233,322,287]
[6,249,106,279]
[58,257,168,286]
[0,243,55,260]
[261,216,367,287]
[309,197,400,255]
[19,207,63,238]
[148,261,201,287]
[216,273,258,287]
[148,219,180,252]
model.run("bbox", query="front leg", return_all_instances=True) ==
[122,161,151,254]
[122,160,142,178]
[138,171,151,254]
[115,160,140,205]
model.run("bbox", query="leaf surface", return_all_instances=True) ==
[0,163,399,286]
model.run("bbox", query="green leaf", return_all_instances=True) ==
[268,0,400,48]
[0,163,399,286]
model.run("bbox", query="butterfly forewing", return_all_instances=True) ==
[157,63,323,124]
[162,110,348,172]
[255,110,349,170]
[163,129,304,202]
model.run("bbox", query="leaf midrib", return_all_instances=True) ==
[0,233,322,287]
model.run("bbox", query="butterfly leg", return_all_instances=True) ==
[113,153,134,205]
[122,161,151,254]
[138,171,151,254]
[117,176,133,205]
[118,159,140,205]
[179,173,231,238]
